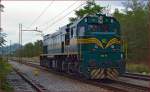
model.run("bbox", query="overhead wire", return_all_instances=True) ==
[43,1,86,31]
[27,0,55,29]
[39,1,79,27]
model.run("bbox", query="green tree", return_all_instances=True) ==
[113,0,149,62]
[0,57,12,90]
[14,40,43,57]
[34,40,43,56]
[0,32,7,56]
[23,43,34,57]
[0,33,6,47]
[69,0,103,23]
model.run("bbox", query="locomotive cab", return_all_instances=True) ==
[76,14,125,79]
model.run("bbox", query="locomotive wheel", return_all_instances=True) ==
[67,62,70,74]
[74,62,80,74]
[57,59,62,72]
[62,61,68,72]
[68,62,74,74]
[49,59,53,68]
[61,61,65,72]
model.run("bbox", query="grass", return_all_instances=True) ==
[0,57,13,92]
[126,63,150,74]
[1,81,13,92]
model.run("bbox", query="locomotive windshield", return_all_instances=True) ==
[86,16,120,34]
[88,24,98,31]
[88,24,109,32]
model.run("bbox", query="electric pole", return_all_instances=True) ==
[18,24,43,63]
[10,40,11,57]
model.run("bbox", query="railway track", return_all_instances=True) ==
[10,59,150,92]
[13,67,48,92]
[123,72,150,81]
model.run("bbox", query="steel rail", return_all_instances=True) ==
[123,72,150,81]
[16,61,127,92]
[29,62,150,92]
[13,67,47,92]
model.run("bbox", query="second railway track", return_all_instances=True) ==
[122,72,150,81]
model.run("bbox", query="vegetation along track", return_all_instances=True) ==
[10,59,150,92]
[13,67,48,92]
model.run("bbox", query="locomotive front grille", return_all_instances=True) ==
[90,68,105,79]
[90,68,119,80]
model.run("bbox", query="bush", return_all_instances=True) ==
[1,81,13,92]
[126,63,150,74]
[0,57,13,91]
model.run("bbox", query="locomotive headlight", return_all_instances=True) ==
[111,19,114,23]
[99,16,103,24]
[99,16,103,20]
[100,54,105,57]
[100,54,107,57]
[121,54,123,59]
[111,45,115,49]
[85,18,87,22]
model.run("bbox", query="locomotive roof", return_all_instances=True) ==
[44,17,84,40]
[44,14,115,40]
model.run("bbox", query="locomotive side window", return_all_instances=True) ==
[71,28,73,38]
[61,34,64,42]
[73,27,76,38]
[65,28,70,45]
[79,26,85,36]
[43,46,48,54]
[56,36,58,48]
[70,27,76,38]
[54,37,56,49]
[99,16,103,24]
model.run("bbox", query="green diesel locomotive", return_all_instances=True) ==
[40,14,125,80]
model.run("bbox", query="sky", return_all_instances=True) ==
[1,0,126,45]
